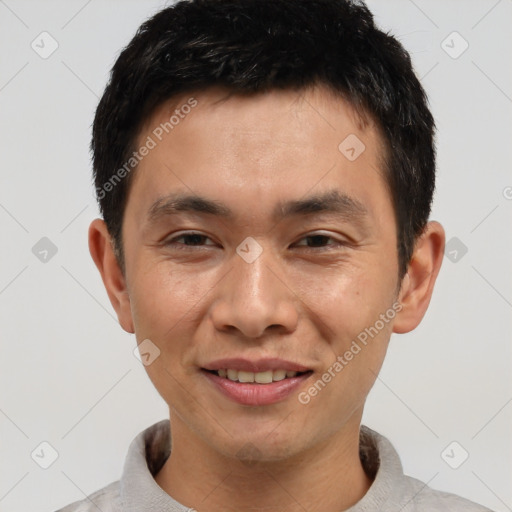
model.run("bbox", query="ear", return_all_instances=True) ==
[393,221,445,334]
[88,218,134,333]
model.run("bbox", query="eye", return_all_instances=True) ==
[293,233,346,250]
[162,231,347,251]
[164,232,216,248]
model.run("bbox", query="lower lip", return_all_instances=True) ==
[202,370,313,406]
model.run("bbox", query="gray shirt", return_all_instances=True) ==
[56,419,493,512]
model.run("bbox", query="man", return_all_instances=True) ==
[58,0,493,510]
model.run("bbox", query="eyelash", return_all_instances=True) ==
[163,232,347,252]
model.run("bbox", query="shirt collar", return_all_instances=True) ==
[120,419,405,512]
[120,419,190,512]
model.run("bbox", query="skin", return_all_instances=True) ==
[89,84,445,512]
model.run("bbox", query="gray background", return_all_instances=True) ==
[0,0,511,511]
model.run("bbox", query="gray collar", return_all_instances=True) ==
[120,419,404,512]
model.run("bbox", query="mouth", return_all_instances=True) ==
[203,368,313,383]
[200,367,314,406]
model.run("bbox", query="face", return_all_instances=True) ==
[116,85,403,460]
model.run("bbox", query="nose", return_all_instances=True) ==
[208,244,299,339]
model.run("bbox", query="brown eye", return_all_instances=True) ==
[164,232,216,248]
[302,235,332,247]
[293,233,342,249]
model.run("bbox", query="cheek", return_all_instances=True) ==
[129,264,220,388]
[130,264,208,334]
[292,260,396,385]
[290,260,390,328]
[128,266,203,403]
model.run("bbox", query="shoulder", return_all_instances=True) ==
[55,480,121,512]
[402,474,494,511]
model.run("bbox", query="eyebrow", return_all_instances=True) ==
[146,188,368,225]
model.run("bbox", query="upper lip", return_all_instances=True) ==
[202,358,311,373]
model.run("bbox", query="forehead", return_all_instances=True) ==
[128,84,390,226]
[141,84,379,148]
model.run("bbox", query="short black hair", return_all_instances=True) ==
[92,0,435,278]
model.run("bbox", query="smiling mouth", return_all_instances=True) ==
[203,368,313,384]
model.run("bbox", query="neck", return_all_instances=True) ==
[155,409,373,512]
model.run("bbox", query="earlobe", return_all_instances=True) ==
[88,219,135,333]
[393,221,445,334]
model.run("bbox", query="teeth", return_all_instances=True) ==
[271,369,286,381]
[238,370,254,383]
[215,368,301,383]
